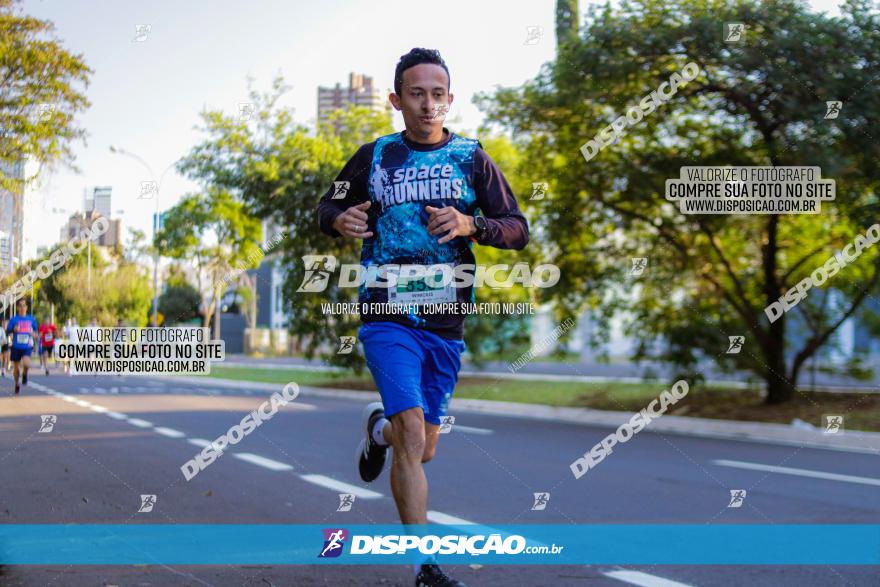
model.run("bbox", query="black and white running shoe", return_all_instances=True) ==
[415,563,467,587]
[357,401,388,482]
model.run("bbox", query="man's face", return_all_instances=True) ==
[390,63,453,141]
[16,301,27,315]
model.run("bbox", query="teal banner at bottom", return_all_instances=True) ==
[1,524,878,565]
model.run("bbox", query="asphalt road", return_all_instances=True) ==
[0,370,878,586]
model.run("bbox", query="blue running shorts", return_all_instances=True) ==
[10,347,32,362]
[358,321,466,425]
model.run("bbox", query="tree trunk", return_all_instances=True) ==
[764,318,795,404]
[762,214,795,404]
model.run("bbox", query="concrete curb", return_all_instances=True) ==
[164,375,880,455]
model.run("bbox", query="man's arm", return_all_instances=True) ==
[316,143,374,238]
[472,147,530,250]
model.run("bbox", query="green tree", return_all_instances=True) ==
[156,190,262,336]
[158,281,201,325]
[478,0,880,403]
[0,0,91,191]
[55,263,152,326]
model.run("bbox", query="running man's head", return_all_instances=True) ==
[16,298,28,316]
[389,48,453,142]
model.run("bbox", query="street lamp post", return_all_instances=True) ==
[109,146,178,327]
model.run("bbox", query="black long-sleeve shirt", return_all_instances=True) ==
[316,129,529,339]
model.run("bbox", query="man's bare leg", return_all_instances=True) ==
[386,408,441,524]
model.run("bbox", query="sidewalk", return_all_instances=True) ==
[219,354,880,392]
[165,375,880,455]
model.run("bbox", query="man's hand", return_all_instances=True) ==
[332,201,374,239]
[425,205,476,244]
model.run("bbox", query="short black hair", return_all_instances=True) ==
[394,48,450,96]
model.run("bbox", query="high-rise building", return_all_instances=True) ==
[317,73,390,125]
[60,210,122,247]
[0,231,12,275]
[0,158,25,272]
[84,186,112,217]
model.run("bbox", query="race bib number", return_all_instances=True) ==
[15,333,31,346]
[45,333,53,342]
[388,265,456,306]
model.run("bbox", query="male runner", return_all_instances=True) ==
[316,48,529,587]
[39,319,58,375]
[7,299,38,395]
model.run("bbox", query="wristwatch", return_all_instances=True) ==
[472,215,488,240]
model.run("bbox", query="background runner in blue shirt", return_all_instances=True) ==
[7,298,38,395]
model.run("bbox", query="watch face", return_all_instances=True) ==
[475,216,487,231]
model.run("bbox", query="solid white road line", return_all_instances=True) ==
[89,405,109,413]
[233,453,294,471]
[154,427,186,438]
[603,570,695,587]
[299,474,383,499]
[72,399,92,408]
[713,459,880,487]
[126,418,153,428]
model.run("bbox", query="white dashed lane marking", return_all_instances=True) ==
[713,459,880,487]
[154,427,186,438]
[299,474,383,499]
[126,418,153,428]
[233,453,294,471]
[603,569,695,587]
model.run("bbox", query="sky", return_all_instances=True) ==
[19,0,846,257]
